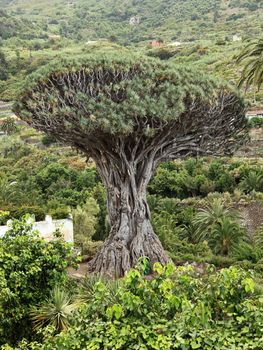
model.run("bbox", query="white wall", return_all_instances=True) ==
[0,216,74,242]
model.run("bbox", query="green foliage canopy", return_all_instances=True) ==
[14,52,247,161]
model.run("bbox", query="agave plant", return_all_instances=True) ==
[31,287,77,332]
[236,37,263,91]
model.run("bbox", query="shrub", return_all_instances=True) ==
[81,240,103,260]
[239,171,263,193]
[0,216,78,345]
[48,207,70,220]
[232,241,263,263]
[73,197,100,248]
[19,264,263,349]
[41,135,57,146]
[248,117,263,128]
[0,206,46,224]
[0,117,18,135]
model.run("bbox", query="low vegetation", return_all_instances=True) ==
[0,1,262,348]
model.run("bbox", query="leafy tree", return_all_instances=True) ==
[73,197,100,252]
[0,50,8,80]
[210,217,245,255]
[236,37,263,90]
[14,53,247,277]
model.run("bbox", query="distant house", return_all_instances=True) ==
[149,40,163,47]
[246,110,263,119]
[232,34,242,42]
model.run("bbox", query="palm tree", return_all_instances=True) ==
[0,178,22,205]
[193,199,245,255]
[236,37,263,91]
[210,217,245,256]
[193,199,238,241]
[31,287,77,332]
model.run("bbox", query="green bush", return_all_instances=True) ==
[41,134,57,146]
[14,264,262,349]
[0,216,78,346]
[248,117,263,128]
[208,255,235,267]
[81,240,104,260]
[48,207,70,220]
[0,206,46,224]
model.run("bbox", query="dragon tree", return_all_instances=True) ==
[14,53,247,277]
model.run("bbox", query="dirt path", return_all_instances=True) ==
[68,262,89,279]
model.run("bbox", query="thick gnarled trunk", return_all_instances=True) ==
[88,160,169,277]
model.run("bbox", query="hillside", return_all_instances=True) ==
[0,0,262,43]
[0,0,262,106]
[0,9,44,40]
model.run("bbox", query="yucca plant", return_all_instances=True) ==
[31,287,77,332]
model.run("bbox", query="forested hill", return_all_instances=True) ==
[0,0,262,43]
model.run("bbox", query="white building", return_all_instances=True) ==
[0,215,74,243]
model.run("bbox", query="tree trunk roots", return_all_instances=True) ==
[88,218,169,278]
